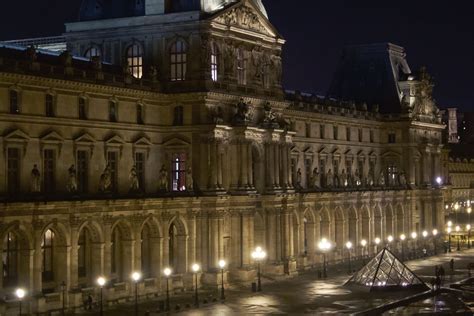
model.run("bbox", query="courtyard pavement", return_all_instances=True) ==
[80,249,474,315]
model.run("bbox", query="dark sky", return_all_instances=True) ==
[0,0,472,111]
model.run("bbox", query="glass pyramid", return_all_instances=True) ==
[345,247,427,291]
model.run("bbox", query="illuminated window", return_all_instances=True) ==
[127,44,143,79]
[236,48,246,85]
[10,90,19,114]
[211,42,219,82]
[84,47,101,59]
[42,229,55,282]
[3,232,18,287]
[170,40,187,81]
[171,153,186,192]
[45,94,54,117]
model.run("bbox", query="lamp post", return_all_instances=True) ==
[374,237,381,254]
[251,247,266,291]
[387,235,394,250]
[131,272,141,316]
[455,225,461,251]
[192,263,200,307]
[318,239,331,278]
[60,281,66,316]
[163,268,172,311]
[15,288,25,316]
[411,232,418,259]
[432,229,438,254]
[422,230,428,257]
[467,224,472,249]
[360,239,367,264]
[97,277,106,316]
[400,234,406,261]
[218,260,226,300]
[447,227,452,253]
[345,241,353,274]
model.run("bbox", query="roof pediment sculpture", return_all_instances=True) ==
[260,102,279,129]
[232,98,253,125]
[411,67,441,122]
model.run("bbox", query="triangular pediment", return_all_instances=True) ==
[134,136,152,147]
[41,131,64,143]
[74,132,95,144]
[4,129,30,141]
[105,135,125,145]
[211,0,281,39]
[163,135,190,148]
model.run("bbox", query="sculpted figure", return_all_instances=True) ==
[262,102,278,128]
[378,171,386,187]
[341,169,348,187]
[296,168,302,188]
[129,167,140,191]
[159,164,169,191]
[67,164,78,192]
[99,164,112,192]
[186,167,194,191]
[367,171,374,187]
[31,164,41,193]
[399,172,407,186]
[311,167,320,189]
[354,169,362,186]
[334,171,340,188]
[233,98,252,124]
[326,169,334,188]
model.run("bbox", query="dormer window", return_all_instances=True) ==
[127,44,143,79]
[170,40,187,81]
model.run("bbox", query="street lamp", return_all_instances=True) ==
[422,231,428,256]
[436,176,442,186]
[432,229,438,254]
[467,224,472,249]
[374,237,381,253]
[318,239,332,278]
[360,239,368,264]
[345,241,353,274]
[218,259,226,300]
[97,277,106,316]
[411,232,418,259]
[60,281,66,316]
[251,247,266,291]
[192,263,200,307]
[15,288,25,316]
[447,227,452,253]
[131,271,141,316]
[468,207,472,225]
[387,235,394,249]
[163,267,172,311]
[455,225,461,251]
[400,234,406,261]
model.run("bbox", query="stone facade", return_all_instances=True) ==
[0,0,452,314]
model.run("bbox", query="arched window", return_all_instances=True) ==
[84,47,101,59]
[127,44,143,79]
[236,48,246,85]
[42,229,55,282]
[2,232,18,287]
[210,42,219,82]
[170,40,187,81]
[173,106,184,126]
[141,225,151,277]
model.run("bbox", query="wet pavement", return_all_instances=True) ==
[80,249,474,315]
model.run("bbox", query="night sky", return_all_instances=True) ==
[0,0,472,111]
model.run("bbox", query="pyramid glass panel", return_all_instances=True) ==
[345,248,427,291]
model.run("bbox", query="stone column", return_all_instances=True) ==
[69,227,79,289]
[122,240,135,280]
[266,143,275,190]
[247,142,254,188]
[230,211,242,268]
[216,142,223,188]
[20,249,34,293]
[266,210,277,262]
[281,144,288,188]
[186,212,197,269]
[274,143,280,188]
[209,213,220,270]
[240,141,249,188]
[275,210,282,261]
[208,140,218,190]
[32,228,43,294]
[423,150,431,184]
[241,211,254,266]
[198,212,209,270]
[149,238,162,278]
[91,243,105,277]
[281,210,291,260]
[103,223,112,279]
[287,146,293,188]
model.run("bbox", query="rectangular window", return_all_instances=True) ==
[320,124,325,139]
[137,104,144,125]
[171,153,186,191]
[107,151,118,192]
[320,159,326,175]
[305,158,312,184]
[78,97,87,120]
[43,149,55,194]
[388,132,396,143]
[346,160,352,175]
[45,94,54,117]
[109,101,117,122]
[358,160,364,177]
[305,122,311,138]
[333,126,338,140]
[10,90,19,114]
[237,49,246,85]
[369,160,375,180]
[7,148,21,194]
[370,130,374,143]
[358,128,363,142]
[135,152,145,190]
[346,127,351,141]
[77,150,89,193]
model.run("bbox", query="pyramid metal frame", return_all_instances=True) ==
[345,247,428,292]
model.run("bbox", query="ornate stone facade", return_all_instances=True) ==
[0,0,454,314]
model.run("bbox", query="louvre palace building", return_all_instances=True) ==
[0,0,456,313]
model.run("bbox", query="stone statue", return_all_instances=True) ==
[354,170,362,186]
[334,171,340,188]
[373,104,380,113]
[378,171,386,187]
[296,168,302,188]
[186,167,194,191]
[341,169,348,187]
[129,167,140,192]
[149,65,158,81]
[233,98,252,124]
[311,167,320,189]
[326,169,334,188]
[399,172,407,186]
[210,106,224,124]
[367,171,374,187]
[99,164,112,192]
[158,164,169,192]
[67,165,78,193]
[261,102,278,128]
[31,164,41,193]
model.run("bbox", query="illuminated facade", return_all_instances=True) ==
[0,0,452,313]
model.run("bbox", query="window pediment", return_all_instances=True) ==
[3,129,29,156]
[40,131,64,156]
[74,132,96,157]
[163,135,190,149]
[133,136,152,159]
[105,134,125,158]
